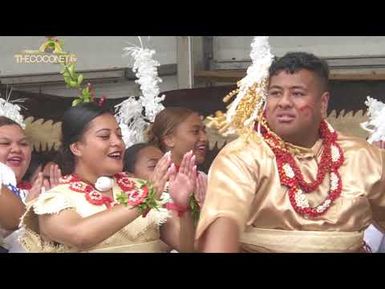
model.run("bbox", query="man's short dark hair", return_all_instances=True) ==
[268,52,330,91]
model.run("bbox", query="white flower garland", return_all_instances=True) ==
[361,96,385,143]
[115,38,165,148]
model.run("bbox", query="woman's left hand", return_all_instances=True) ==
[168,151,197,208]
[150,152,173,199]
[47,164,62,189]
[26,164,62,202]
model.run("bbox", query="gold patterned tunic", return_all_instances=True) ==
[196,131,385,252]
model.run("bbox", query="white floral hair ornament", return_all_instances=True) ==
[206,36,274,136]
[360,96,385,143]
[0,88,26,129]
[115,37,165,148]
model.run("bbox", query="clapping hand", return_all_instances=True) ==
[168,151,197,208]
[26,164,62,202]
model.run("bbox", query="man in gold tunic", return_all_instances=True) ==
[195,52,385,252]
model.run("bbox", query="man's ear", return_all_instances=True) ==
[69,142,82,157]
[320,91,330,118]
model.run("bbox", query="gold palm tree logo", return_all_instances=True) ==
[38,36,64,54]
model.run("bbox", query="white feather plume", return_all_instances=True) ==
[115,38,165,148]
[361,96,385,143]
[226,36,274,128]
[0,88,26,129]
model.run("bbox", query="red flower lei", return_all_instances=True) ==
[126,186,149,206]
[59,173,136,209]
[260,119,344,218]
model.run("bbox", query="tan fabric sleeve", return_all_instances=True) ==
[195,138,259,240]
[33,190,75,215]
[19,187,76,252]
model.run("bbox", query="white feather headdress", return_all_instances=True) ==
[0,88,26,129]
[206,36,274,136]
[115,37,165,148]
[360,96,385,143]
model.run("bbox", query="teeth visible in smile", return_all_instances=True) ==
[197,145,206,150]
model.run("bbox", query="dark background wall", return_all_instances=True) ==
[3,81,385,173]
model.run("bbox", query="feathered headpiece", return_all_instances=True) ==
[206,36,274,136]
[0,88,26,129]
[115,37,165,148]
[360,96,385,143]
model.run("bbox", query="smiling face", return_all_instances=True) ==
[163,113,208,165]
[265,69,329,147]
[71,113,125,181]
[0,124,32,182]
